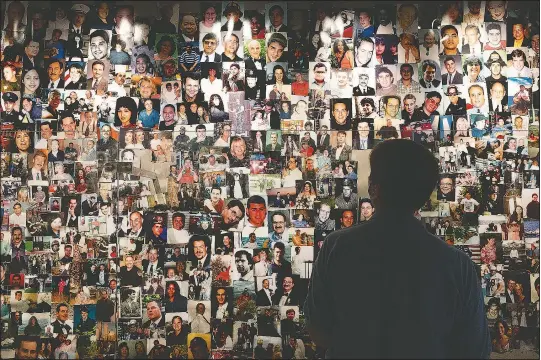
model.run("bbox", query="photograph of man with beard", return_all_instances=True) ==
[272,275,300,306]
[189,235,211,269]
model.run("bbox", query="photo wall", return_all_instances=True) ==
[0,0,540,359]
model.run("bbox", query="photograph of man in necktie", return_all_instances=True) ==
[266,4,289,33]
[419,59,442,89]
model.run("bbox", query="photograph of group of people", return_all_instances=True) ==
[0,0,540,359]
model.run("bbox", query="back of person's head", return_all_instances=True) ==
[369,139,438,212]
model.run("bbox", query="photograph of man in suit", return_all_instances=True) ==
[142,247,163,277]
[442,56,463,85]
[462,24,484,54]
[353,119,373,150]
[506,279,517,304]
[488,81,508,113]
[97,124,118,159]
[353,72,375,96]
[200,32,221,63]
[437,175,456,201]
[256,278,274,306]
[316,125,330,150]
[28,151,47,181]
[46,59,65,89]
[190,235,211,269]
[22,39,43,71]
[51,303,72,334]
[265,131,282,152]
[267,4,288,33]
[81,195,98,216]
[331,131,352,161]
[419,59,441,88]
[65,198,79,227]
[87,60,108,94]
[272,276,300,306]
[120,211,146,238]
[142,300,165,336]
[95,264,108,286]
[245,39,266,71]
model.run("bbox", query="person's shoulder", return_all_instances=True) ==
[325,219,374,243]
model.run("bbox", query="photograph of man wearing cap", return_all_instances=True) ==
[470,113,489,138]
[221,2,244,31]
[66,4,90,60]
[75,306,96,334]
[334,179,358,210]
[245,69,264,100]
[1,92,23,125]
[146,215,167,245]
[485,51,508,82]
[444,85,467,115]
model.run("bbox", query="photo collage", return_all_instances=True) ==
[0,0,540,358]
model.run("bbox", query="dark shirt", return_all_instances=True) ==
[167,329,188,345]
[96,299,115,322]
[76,318,96,333]
[331,119,351,130]
[271,260,292,287]
[527,201,540,219]
[411,107,439,123]
[119,266,142,286]
[304,210,491,359]
[165,295,188,313]
[445,98,467,115]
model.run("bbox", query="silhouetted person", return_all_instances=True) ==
[304,139,490,359]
